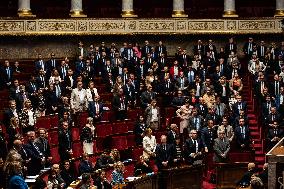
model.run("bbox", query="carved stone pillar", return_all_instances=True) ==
[70,0,87,17]
[223,0,238,18]
[172,0,188,18]
[275,0,284,17]
[18,0,35,17]
[121,0,137,18]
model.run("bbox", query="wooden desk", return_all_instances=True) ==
[216,162,249,189]
[125,175,157,189]
[158,165,204,189]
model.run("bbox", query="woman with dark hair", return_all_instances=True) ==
[47,169,64,189]
[134,115,146,146]
[60,160,76,187]
[6,161,28,189]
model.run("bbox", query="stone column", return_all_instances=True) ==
[275,0,284,17]
[18,0,35,17]
[121,0,137,18]
[223,0,238,18]
[172,0,188,18]
[70,0,87,17]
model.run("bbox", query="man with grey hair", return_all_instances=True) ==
[213,129,230,163]
[184,129,203,165]
[155,135,174,170]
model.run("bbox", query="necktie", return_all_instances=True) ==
[224,127,228,137]
[276,82,279,95]
[217,105,221,115]
[230,44,233,50]
[6,68,10,80]
[274,129,278,135]
[242,127,245,138]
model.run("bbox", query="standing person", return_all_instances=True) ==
[70,81,88,114]
[7,161,28,189]
[134,115,146,146]
[145,99,160,130]
[155,135,174,170]
[81,118,95,155]
[213,129,230,163]
[142,128,157,159]
[58,121,72,161]
[176,99,192,134]
[19,99,36,134]
[184,130,203,165]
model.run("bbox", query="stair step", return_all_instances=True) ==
[251,131,260,136]
[255,151,264,155]
[255,156,265,162]
[254,144,262,147]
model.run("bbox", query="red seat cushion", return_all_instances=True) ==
[50,147,60,164]
[112,122,128,135]
[96,122,112,137]
[49,115,59,129]
[111,136,127,151]
[48,131,58,146]
[35,117,51,130]
[72,142,83,158]
[71,127,80,141]
[131,147,143,161]
[127,134,136,148]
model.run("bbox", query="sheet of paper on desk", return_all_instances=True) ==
[127,177,141,181]
[26,175,38,179]
[25,179,36,183]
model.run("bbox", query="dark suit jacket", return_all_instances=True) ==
[155,143,174,169]
[141,91,156,108]
[36,75,48,89]
[46,59,58,72]
[167,130,177,145]
[35,60,47,72]
[171,96,185,108]
[234,126,250,148]
[184,138,203,163]
[58,130,72,153]
[136,64,148,80]
[0,66,13,84]
[225,43,237,55]
[141,45,152,58]
[24,141,43,175]
[232,101,248,116]
[78,160,94,175]
[88,101,104,118]
[201,127,216,150]
[112,95,128,112]
[95,177,112,189]
[35,137,51,158]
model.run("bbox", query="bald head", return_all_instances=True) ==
[13,139,22,150]
[160,135,167,144]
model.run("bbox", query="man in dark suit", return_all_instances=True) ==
[95,151,114,169]
[35,54,46,73]
[266,106,281,126]
[225,37,237,56]
[9,79,21,100]
[78,153,94,175]
[24,131,44,175]
[188,108,203,133]
[155,40,167,58]
[35,128,52,167]
[262,95,276,121]
[213,129,230,163]
[171,90,185,108]
[112,88,128,120]
[89,95,104,122]
[193,40,205,55]
[58,121,72,161]
[267,121,284,150]
[160,74,175,106]
[58,60,69,81]
[232,95,248,117]
[15,85,30,111]
[46,53,58,77]
[141,85,156,109]
[157,53,168,69]
[237,163,257,187]
[243,37,256,59]
[257,40,267,61]
[269,74,282,98]
[36,69,48,89]
[0,60,13,88]
[184,129,203,164]
[155,135,174,170]
[234,118,250,151]
[136,59,148,81]
[167,124,178,145]
[201,119,216,153]
[141,40,152,58]
[4,100,18,128]
[215,76,230,103]
[123,79,136,108]
[205,39,217,54]
[75,56,86,76]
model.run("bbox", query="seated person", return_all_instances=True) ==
[47,169,65,189]
[79,153,94,175]
[80,173,96,189]
[60,160,76,187]
[95,170,112,189]
[110,148,120,163]
[258,163,268,185]
[237,162,257,187]
[111,161,125,185]
[95,151,114,169]
[134,155,153,176]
